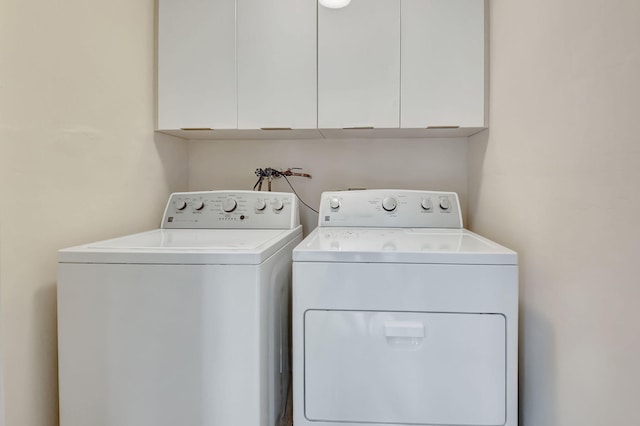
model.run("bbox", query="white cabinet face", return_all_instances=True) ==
[237,0,317,129]
[401,0,486,128]
[158,0,236,130]
[157,0,487,135]
[318,0,401,129]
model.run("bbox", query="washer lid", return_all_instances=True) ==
[293,228,516,265]
[59,227,302,265]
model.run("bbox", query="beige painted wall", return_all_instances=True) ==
[188,138,468,234]
[0,1,188,425]
[3,0,638,425]
[469,1,640,425]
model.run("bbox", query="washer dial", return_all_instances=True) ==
[382,197,398,212]
[222,198,237,213]
[272,199,284,211]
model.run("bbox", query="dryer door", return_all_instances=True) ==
[304,310,506,426]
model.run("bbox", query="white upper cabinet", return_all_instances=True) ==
[318,0,401,129]
[158,0,236,130]
[237,0,317,129]
[157,0,486,137]
[401,0,486,128]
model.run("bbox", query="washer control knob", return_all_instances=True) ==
[421,198,433,211]
[439,198,451,210]
[382,197,398,212]
[255,199,267,211]
[175,200,187,211]
[222,198,237,213]
[193,200,205,211]
[272,199,284,211]
[329,197,341,210]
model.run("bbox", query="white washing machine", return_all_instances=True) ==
[293,189,518,426]
[58,190,302,426]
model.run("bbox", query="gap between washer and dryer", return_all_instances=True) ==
[278,384,293,426]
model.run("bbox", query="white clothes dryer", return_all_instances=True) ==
[293,190,518,426]
[58,191,302,426]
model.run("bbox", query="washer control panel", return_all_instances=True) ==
[161,191,300,229]
[318,190,462,228]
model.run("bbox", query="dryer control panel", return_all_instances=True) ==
[318,190,462,228]
[161,191,300,229]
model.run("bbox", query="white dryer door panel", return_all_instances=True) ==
[304,310,506,425]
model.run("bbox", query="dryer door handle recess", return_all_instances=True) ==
[383,321,425,338]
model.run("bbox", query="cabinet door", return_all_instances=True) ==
[158,0,236,130]
[318,0,401,129]
[401,0,486,128]
[237,0,317,129]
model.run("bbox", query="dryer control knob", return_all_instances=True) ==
[329,197,341,210]
[193,200,205,211]
[175,200,187,211]
[222,198,237,213]
[272,199,284,211]
[421,198,433,211]
[255,199,267,211]
[439,198,451,210]
[382,197,398,212]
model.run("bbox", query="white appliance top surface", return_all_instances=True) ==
[88,229,287,250]
[59,190,302,265]
[293,228,517,265]
[60,227,302,265]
